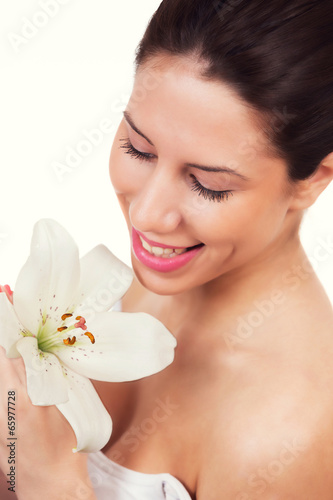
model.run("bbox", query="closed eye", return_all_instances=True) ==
[119,137,233,203]
[189,174,233,202]
[120,138,155,161]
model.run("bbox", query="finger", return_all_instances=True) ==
[0,346,27,387]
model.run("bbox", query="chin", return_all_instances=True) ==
[131,258,199,296]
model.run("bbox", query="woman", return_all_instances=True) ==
[1,0,333,498]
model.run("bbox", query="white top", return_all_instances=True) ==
[87,300,193,500]
[87,451,193,500]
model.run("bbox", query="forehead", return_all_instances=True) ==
[130,55,276,163]
[128,55,289,184]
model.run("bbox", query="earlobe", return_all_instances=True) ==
[320,152,333,171]
[288,152,333,210]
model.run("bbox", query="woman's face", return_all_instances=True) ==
[109,55,297,295]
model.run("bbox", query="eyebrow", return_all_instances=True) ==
[124,111,154,146]
[123,111,250,181]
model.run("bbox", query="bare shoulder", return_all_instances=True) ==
[196,334,333,500]
[198,415,333,499]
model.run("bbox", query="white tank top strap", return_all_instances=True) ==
[87,451,193,500]
[111,299,123,312]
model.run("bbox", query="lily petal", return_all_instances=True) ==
[0,293,23,358]
[53,311,177,382]
[56,366,112,452]
[74,245,133,318]
[16,336,69,405]
[14,219,80,335]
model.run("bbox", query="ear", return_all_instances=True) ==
[288,152,333,210]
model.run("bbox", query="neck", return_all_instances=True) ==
[127,214,330,335]
[166,222,303,309]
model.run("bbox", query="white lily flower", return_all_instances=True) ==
[0,219,177,453]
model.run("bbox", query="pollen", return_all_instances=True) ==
[63,336,76,346]
[57,326,68,332]
[84,332,95,344]
[62,313,73,321]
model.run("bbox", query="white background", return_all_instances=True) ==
[0,0,332,303]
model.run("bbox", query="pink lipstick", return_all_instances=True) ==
[131,227,204,273]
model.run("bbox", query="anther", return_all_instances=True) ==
[84,332,95,344]
[61,313,73,321]
[63,336,76,346]
[57,326,68,332]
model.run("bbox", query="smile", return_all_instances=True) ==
[131,228,205,273]
[139,235,188,258]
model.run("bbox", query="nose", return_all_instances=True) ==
[129,164,182,235]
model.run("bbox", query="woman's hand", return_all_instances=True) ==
[0,347,97,500]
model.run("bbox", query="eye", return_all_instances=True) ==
[119,138,155,162]
[119,138,233,203]
[189,174,233,203]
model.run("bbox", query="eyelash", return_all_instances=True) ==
[119,138,233,203]
[120,138,156,162]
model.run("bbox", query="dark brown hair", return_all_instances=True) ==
[135,0,333,181]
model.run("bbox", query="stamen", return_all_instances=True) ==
[57,326,68,332]
[63,336,76,346]
[84,332,95,344]
[62,313,73,321]
[76,316,83,320]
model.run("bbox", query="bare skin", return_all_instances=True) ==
[1,54,333,499]
[94,55,333,499]
[0,348,96,500]
[95,247,333,499]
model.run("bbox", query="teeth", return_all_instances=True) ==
[151,246,164,256]
[139,236,187,258]
[141,239,152,253]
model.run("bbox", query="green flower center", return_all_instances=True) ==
[36,313,95,352]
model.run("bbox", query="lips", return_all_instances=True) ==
[131,228,204,273]
[136,230,190,250]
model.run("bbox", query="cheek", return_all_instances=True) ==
[109,141,135,196]
[109,131,149,198]
[109,135,127,193]
[193,191,289,253]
